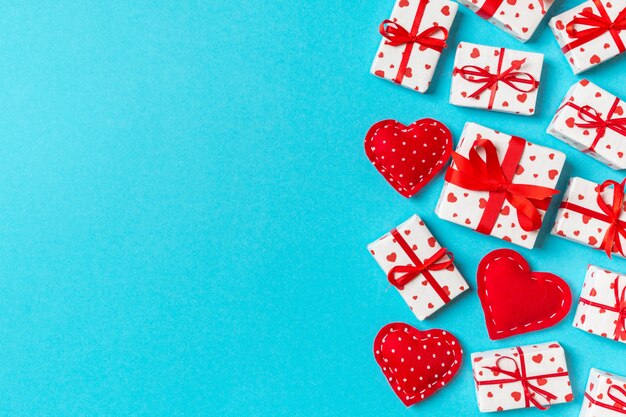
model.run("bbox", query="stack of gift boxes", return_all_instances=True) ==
[366,0,626,413]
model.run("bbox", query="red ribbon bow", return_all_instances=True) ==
[476,348,568,411]
[596,179,626,258]
[387,229,452,303]
[380,20,449,52]
[563,0,626,53]
[444,137,558,234]
[387,247,453,290]
[572,99,626,152]
[579,275,626,341]
[608,385,626,411]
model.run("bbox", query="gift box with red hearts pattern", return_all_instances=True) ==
[552,177,626,258]
[547,79,626,170]
[368,214,468,320]
[580,368,626,417]
[471,342,574,412]
[371,0,458,93]
[549,0,626,74]
[435,122,565,249]
[573,265,626,344]
[450,42,543,115]
[456,0,555,42]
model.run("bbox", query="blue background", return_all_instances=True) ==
[0,0,624,416]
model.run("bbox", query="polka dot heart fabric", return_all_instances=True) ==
[477,249,572,340]
[365,118,452,198]
[547,79,626,170]
[373,322,463,407]
[580,368,626,416]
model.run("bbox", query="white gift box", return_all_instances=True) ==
[472,342,574,412]
[456,0,555,42]
[580,368,626,417]
[547,79,626,170]
[435,122,565,249]
[549,0,626,74]
[371,0,458,93]
[450,42,543,115]
[368,214,468,320]
[573,265,626,344]
[552,177,626,259]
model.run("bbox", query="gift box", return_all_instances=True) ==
[581,368,626,416]
[456,0,555,42]
[573,265,626,344]
[549,0,626,74]
[547,79,626,170]
[552,177,626,258]
[371,0,458,93]
[450,42,543,115]
[435,122,565,249]
[471,342,574,412]
[367,214,468,320]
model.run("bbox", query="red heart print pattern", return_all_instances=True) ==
[477,249,572,340]
[373,323,463,407]
[365,119,452,198]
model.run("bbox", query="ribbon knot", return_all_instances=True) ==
[483,356,557,410]
[379,20,449,52]
[563,0,626,53]
[387,247,453,290]
[596,179,626,258]
[455,58,538,100]
[575,104,626,151]
[614,277,626,339]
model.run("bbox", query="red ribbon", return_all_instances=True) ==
[387,229,452,303]
[579,275,626,340]
[379,0,448,85]
[562,0,626,54]
[559,179,626,258]
[444,137,558,234]
[454,49,539,110]
[476,0,545,19]
[476,347,568,410]
[561,99,626,153]
[380,20,448,51]
[585,384,626,414]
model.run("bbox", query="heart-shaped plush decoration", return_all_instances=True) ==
[477,249,572,340]
[373,322,463,407]
[365,118,452,198]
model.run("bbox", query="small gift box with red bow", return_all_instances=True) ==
[367,214,468,320]
[471,342,574,412]
[573,265,626,344]
[371,0,458,93]
[581,368,626,416]
[549,0,626,74]
[552,177,626,258]
[435,122,565,249]
[450,42,543,115]
[456,0,555,42]
[548,79,626,170]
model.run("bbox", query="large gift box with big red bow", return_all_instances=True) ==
[371,0,458,93]
[581,368,626,416]
[573,265,626,344]
[471,342,574,412]
[456,0,555,42]
[547,79,626,170]
[435,122,565,248]
[368,215,468,320]
[549,0,626,74]
[552,177,626,258]
[450,42,543,115]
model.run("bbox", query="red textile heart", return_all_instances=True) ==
[373,322,463,407]
[477,249,572,340]
[365,119,452,198]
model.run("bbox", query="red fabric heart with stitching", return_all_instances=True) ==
[477,249,572,340]
[365,118,452,198]
[373,322,463,407]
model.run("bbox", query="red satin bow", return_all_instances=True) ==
[612,276,626,339]
[575,105,626,136]
[454,58,539,99]
[445,138,558,232]
[608,385,626,411]
[564,1,626,53]
[387,247,453,290]
[481,355,562,410]
[380,20,449,52]
[596,179,626,258]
